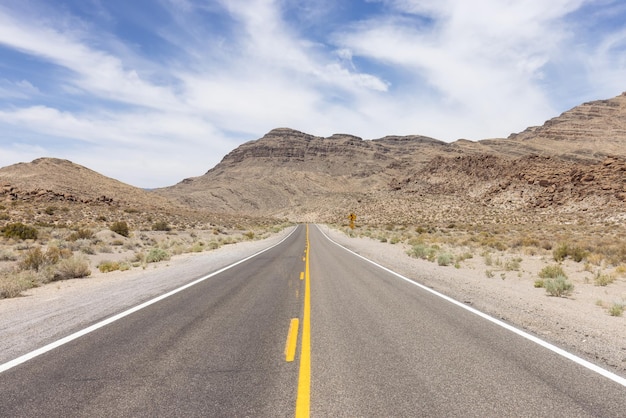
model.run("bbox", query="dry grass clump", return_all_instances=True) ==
[0,247,91,298]
[608,302,625,317]
[98,260,131,273]
[54,255,91,280]
[542,276,575,297]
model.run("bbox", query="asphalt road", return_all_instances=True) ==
[1,224,625,417]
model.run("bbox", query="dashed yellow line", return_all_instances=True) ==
[285,318,299,362]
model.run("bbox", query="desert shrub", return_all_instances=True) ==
[544,275,574,297]
[456,252,473,262]
[539,265,566,279]
[146,248,170,263]
[98,260,120,273]
[53,255,91,280]
[189,242,204,253]
[244,231,255,240]
[437,253,452,266]
[110,221,130,237]
[553,243,587,262]
[608,303,624,317]
[553,243,569,262]
[408,244,438,261]
[594,271,616,287]
[0,270,38,299]
[208,241,220,250]
[570,246,587,263]
[504,257,522,271]
[534,279,544,288]
[44,206,56,215]
[2,222,38,240]
[0,276,26,298]
[44,246,72,264]
[0,250,17,261]
[152,221,171,231]
[19,247,46,271]
[68,228,94,241]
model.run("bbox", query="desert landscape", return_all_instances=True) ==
[1,92,625,376]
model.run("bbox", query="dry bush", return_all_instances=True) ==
[608,303,624,317]
[110,221,130,237]
[0,249,17,262]
[0,269,38,299]
[146,248,170,263]
[2,222,38,240]
[67,228,94,241]
[53,255,91,280]
[98,260,120,273]
[539,265,567,279]
[594,271,616,287]
[544,276,574,297]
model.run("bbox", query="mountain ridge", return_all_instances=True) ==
[2,91,625,226]
[156,91,626,223]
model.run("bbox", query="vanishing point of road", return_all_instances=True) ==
[1,225,625,417]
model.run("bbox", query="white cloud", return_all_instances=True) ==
[0,0,625,187]
[0,79,39,99]
[0,9,181,110]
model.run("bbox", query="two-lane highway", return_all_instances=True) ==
[1,224,625,417]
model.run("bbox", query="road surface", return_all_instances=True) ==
[1,224,624,417]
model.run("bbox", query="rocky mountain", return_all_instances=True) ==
[503,92,626,161]
[2,92,625,228]
[156,92,626,225]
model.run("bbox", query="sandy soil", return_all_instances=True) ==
[1,225,625,380]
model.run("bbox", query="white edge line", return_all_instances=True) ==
[0,226,299,374]
[316,225,626,388]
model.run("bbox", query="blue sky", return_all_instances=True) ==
[1,0,625,188]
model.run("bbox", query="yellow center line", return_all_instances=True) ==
[285,318,299,362]
[295,224,311,417]
[300,272,304,281]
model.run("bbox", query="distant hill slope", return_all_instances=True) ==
[0,158,173,209]
[0,158,274,229]
[155,93,626,223]
[496,92,626,161]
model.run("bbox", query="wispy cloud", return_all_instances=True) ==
[0,0,624,187]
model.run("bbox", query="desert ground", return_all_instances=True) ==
[1,224,624,379]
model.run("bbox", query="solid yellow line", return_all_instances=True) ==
[300,272,304,281]
[295,225,311,417]
[285,318,299,362]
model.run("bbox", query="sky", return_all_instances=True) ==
[0,0,625,188]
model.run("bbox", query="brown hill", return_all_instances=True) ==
[0,158,172,208]
[495,92,626,161]
[0,158,270,229]
[157,93,626,225]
